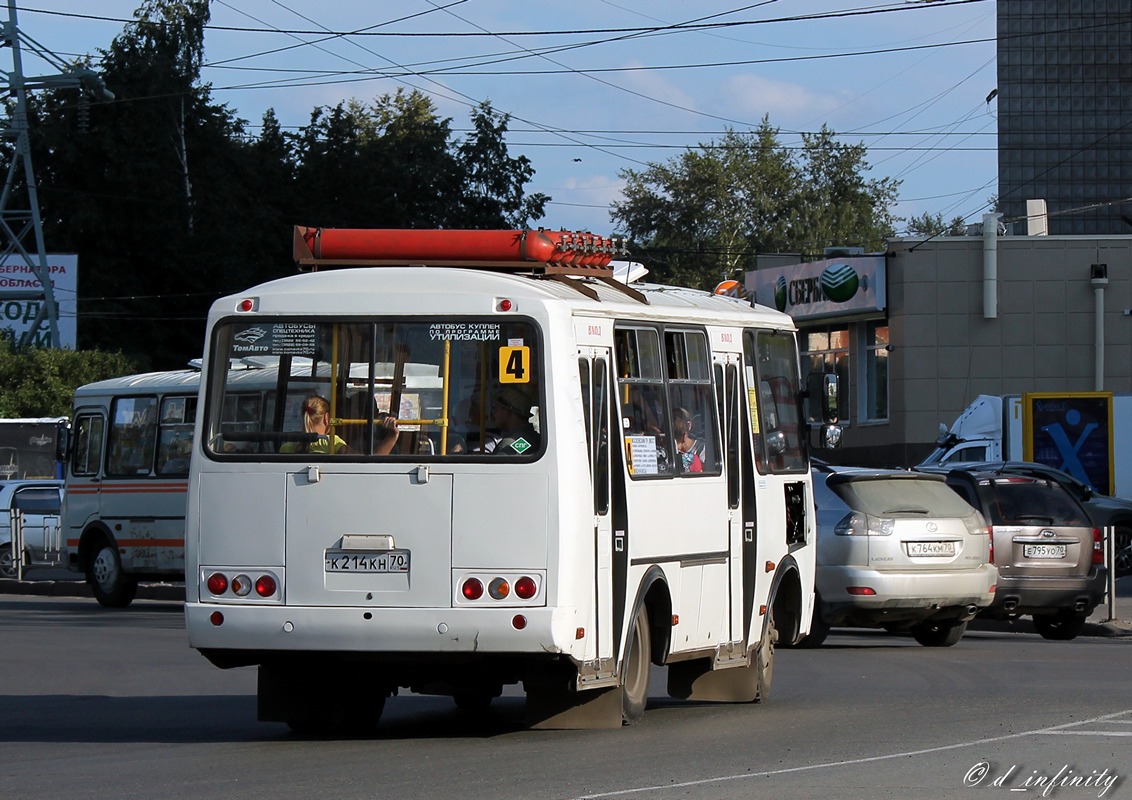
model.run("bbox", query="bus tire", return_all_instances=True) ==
[621,604,651,724]
[754,605,776,703]
[88,538,138,608]
[793,596,830,649]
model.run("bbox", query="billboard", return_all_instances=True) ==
[1022,392,1114,496]
[0,254,78,348]
[747,256,886,321]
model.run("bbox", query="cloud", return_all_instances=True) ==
[722,73,844,121]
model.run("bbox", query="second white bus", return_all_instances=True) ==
[185,227,839,731]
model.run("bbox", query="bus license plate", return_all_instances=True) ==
[324,550,411,573]
[906,541,955,557]
[1023,544,1066,559]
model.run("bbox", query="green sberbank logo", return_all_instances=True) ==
[774,275,788,311]
[820,262,860,303]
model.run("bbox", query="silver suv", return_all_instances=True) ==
[0,480,64,578]
[803,466,998,647]
[939,469,1106,640]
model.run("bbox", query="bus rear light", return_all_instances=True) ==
[462,577,484,601]
[207,573,229,595]
[512,614,527,630]
[231,574,252,596]
[455,572,545,605]
[210,611,224,626]
[236,298,257,312]
[255,575,277,597]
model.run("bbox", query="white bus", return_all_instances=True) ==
[63,370,201,606]
[186,227,839,731]
[0,416,68,479]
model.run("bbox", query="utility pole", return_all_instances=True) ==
[0,0,112,348]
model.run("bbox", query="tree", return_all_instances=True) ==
[7,3,552,370]
[906,211,967,237]
[0,341,137,417]
[455,102,548,228]
[612,120,900,290]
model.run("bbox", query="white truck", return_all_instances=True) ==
[921,392,1132,500]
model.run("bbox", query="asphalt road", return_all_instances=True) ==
[2,594,1130,800]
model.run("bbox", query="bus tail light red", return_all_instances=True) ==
[202,568,281,602]
[455,571,544,606]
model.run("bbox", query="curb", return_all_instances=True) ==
[0,578,183,602]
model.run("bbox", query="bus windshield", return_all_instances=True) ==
[204,317,542,459]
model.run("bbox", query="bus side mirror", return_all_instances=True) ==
[820,373,839,423]
[809,374,842,450]
[55,421,70,463]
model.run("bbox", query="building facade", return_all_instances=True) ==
[751,233,1132,467]
[997,0,1132,234]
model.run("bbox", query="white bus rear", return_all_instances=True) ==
[186,227,838,731]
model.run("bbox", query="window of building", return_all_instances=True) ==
[864,322,889,422]
[802,326,849,423]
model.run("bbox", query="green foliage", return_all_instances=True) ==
[612,120,900,290]
[906,211,967,237]
[0,344,137,417]
[11,1,548,369]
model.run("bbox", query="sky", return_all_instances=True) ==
[16,0,1000,238]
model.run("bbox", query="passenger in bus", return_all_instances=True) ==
[280,395,351,454]
[673,407,705,473]
[374,411,400,455]
[486,386,539,454]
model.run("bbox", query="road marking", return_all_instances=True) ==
[572,709,1132,799]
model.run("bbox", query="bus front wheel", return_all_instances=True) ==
[621,605,651,724]
[87,538,138,608]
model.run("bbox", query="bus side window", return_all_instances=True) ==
[107,396,159,477]
[71,415,104,477]
[157,396,196,476]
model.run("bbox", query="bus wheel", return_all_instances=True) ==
[621,605,651,724]
[286,696,385,736]
[754,606,776,703]
[794,597,830,649]
[88,539,138,608]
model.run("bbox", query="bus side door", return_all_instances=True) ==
[64,409,106,566]
[578,348,616,674]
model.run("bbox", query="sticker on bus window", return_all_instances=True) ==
[499,345,530,384]
[625,435,659,475]
[429,323,501,342]
[748,387,760,434]
[231,323,317,356]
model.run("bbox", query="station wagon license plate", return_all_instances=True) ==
[906,541,956,557]
[1023,544,1066,559]
[324,549,410,573]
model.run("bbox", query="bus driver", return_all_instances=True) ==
[487,386,539,455]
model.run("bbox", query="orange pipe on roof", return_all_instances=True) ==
[300,227,582,263]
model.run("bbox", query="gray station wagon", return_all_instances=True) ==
[938,469,1106,640]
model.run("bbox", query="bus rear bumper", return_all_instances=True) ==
[186,601,580,665]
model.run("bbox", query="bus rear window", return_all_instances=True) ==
[205,319,543,460]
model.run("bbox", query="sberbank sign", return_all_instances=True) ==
[752,256,885,321]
